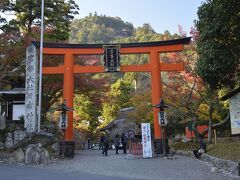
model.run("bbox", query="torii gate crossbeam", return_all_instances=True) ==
[34,37,191,153]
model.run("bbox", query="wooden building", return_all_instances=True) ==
[0,88,25,121]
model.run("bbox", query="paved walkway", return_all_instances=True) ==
[47,150,236,180]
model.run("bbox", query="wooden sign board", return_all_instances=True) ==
[229,93,240,135]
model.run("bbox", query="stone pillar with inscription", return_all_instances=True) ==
[24,44,38,132]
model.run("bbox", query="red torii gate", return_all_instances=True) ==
[37,37,190,150]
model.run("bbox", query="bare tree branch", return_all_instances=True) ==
[199,113,230,138]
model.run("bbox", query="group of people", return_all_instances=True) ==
[88,133,207,158]
[99,132,128,156]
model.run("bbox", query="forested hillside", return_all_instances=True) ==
[70,13,180,44]
[70,13,134,43]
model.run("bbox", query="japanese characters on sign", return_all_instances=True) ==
[141,123,152,158]
[158,111,167,126]
[229,93,240,135]
[103,45,120,72]
[59,113,68,129]
[24,45,38,132]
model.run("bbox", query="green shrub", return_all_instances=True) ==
[171,142,199,151]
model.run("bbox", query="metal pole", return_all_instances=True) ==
[38,0,44,133]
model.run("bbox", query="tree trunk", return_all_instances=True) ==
[208,119,212,143]
[192,117,200,141]
[201,113,230,139]
[207,104,213,143]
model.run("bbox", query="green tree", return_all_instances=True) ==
[74,94,101,132]
[70,13,134,43]
[0,0,79,88]
[1,0,79,41]
[196,0,240,90]
[148,26,229,142]
[0,0,79,122]
[129,88,153,125]
[101,78,132,125]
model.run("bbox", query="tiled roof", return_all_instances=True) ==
[0,88,25,94]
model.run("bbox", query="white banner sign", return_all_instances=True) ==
[24,45,38,132]
[141,123,152,158]
[229,93,240,135]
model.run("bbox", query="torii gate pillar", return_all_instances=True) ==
[63,53,74,141]
[151,51,162,138]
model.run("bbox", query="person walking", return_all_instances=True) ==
[102,131,110,156]
[121,132,128,154]
[114,134,120,154]
[99,134,105,150]
[87,138,91,150]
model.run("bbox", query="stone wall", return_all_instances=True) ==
[174,150,240,177]
[25,143,49,165]
[5,130,28,148]
[0,130,58,165]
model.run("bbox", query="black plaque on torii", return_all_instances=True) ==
[103,45,120,72]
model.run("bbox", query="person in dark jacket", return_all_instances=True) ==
[99,134,105,150]
[193,137,207,159]
[102,131,110,156]
[87,138,91,150]
[114,134,120,154]
[121,132,128,154]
